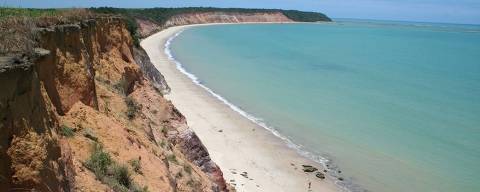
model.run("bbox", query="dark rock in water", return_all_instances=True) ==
[302,165,318,172]
[218,130,223,132]
[323,169,327,173]
[315,172,326,179]
[338,170,342,173]
[338,177,344,181]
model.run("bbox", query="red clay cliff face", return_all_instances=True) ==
[0,55,72,191]
[165,12,292,26]
[1,17,231,191]
[137,11,293,37]
[35,18,140,115]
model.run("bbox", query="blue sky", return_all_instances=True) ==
[3,0,480,24]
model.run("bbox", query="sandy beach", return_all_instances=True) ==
[141,24,340,192]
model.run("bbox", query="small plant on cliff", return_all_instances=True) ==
[166,154,178,164]
[113,77,127,95]
[159,140,166,148]
[124,16,140,47]
[85,144,148,192]
[60,125,75,137]
[183,163,192,175]
[187,179,194,187]
[125,97,139,120]
[128,158,143,175]
[113,164,132,188]
[85,144,112,177]
[175,171,183,178]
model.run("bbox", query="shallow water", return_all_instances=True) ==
[169,20,480,192]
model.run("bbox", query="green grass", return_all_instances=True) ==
[84,144,148,192]
[60,125,75,137]
[0,7,59,18]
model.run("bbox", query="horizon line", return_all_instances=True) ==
[1,5,479,25]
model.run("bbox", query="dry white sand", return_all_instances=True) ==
[142,23,340,192]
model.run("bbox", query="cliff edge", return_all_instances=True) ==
[0,14,230,192]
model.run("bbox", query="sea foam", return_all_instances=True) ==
[163,29,355,192]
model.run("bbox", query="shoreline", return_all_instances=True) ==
[141,23,341,192]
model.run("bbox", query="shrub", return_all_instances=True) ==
[85,144,112,177]
[160,127,167,134]
[113,77,127,94]
[159,140,166,148]
[183,164,192,175]
[113,165,132,188]
[187,179,194,187]
[84,144,148,192]
[166,154,177,164]
[129,158,142,174]
[60,125,75,137]
[175,171,183,178]
[125,97,139,120]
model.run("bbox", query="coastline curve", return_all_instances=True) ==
[163,24,356,192]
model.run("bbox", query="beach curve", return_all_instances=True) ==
[141,23,342,192]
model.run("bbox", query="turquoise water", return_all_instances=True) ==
[169,20,480,192]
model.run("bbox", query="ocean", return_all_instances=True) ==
[167,20,480,192]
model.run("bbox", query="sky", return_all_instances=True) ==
[2,0,480,24]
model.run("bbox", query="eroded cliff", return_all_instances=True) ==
[0,16,229,191]
[136,11,293,38]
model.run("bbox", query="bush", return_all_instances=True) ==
[187,179,194,187]
[113,165,132,188]
[129,158,142,174]
[175,171,183,178]
[183,164,192,175]
[159,140,166,148]
[85,144,112,177]
[60,125,75,137]
[125,97,139,120]
[113,77,127,94]
[166,154,177,164]
[84,144,148,192]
